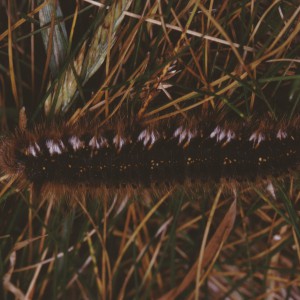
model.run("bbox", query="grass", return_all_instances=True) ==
[0,0,300,299]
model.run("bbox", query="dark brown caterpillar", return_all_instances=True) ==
[0,115,299,197]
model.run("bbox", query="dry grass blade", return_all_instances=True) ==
[0,1,49,42]
[82,0,133,82]
[7,1,19,108]
[159,193,237,300]
[25,248,48,299]
[44,0,133,114]
[3,252,25,300]
[38,0,68,77]
[112,189,174,276]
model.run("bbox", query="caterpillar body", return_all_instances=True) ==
[0,114,299,199]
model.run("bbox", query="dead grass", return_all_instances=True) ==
[0,0,300,299]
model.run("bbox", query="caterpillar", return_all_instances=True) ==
[0,114,299,200]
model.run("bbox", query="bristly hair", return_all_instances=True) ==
[0,114,299,201]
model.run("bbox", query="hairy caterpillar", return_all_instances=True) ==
[0,114,299,200]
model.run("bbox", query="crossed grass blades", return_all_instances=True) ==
[0,1,300,299]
